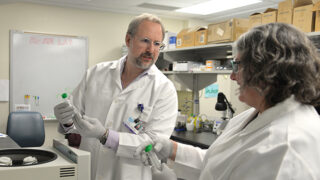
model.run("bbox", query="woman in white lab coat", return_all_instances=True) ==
[136,23,320,180]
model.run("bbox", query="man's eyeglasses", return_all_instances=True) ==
[231,59,241,73]
[139,37,165,51]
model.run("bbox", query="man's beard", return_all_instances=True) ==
[134,52,155,69]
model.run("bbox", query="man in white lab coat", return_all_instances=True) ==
[136,23,320,180]
[54,13,178,180]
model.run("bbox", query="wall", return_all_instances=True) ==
[0,2,186,146]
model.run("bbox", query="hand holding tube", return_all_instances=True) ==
[54,101,75,125]
[73,113,106,139]
[135,137,176,163]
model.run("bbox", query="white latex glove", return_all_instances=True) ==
[152,163,177,180]
[153,137,174,161]
[54,101,75,125]
[73,113,106,139]
[134,137,173,163]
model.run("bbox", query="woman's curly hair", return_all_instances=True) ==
[235,23,320,107]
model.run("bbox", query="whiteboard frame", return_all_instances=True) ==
[9,30,88,119]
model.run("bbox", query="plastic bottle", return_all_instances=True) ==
[145,144,162,171]
[187,113,194,123]
[194,115,200,129]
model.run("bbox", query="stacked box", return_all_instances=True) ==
[207,18,249,43]
[195,29,208,46]
[262,8,278,24]
[293,0,315,32]
[313,1,320,31]
[277,0,294,24]
[176,27,207,48]
[249,13,262,28]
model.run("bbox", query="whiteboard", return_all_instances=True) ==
[10,30,88,119]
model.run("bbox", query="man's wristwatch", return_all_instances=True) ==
[99,129,109,145]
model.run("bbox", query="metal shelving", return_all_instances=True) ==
[157,43,234,115]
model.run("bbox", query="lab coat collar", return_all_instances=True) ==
[111,56,158,93]
[241,95,300,136]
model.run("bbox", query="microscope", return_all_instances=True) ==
[213,92,235,135]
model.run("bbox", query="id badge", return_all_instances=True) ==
[123,117,143,134]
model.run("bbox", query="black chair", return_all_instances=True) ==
[7,111,45,147]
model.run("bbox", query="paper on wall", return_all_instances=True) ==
[0,79,9,101]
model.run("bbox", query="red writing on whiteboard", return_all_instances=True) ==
[29,36,72,46]
[42,38,54,45]
[58,39,72,46]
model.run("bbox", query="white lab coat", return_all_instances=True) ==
[174,96,320,180]
[61,56,178,180]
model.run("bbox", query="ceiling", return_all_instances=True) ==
[0,0,283,23]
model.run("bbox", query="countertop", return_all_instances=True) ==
[170,130,218,149]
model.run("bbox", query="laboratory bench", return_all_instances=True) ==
[170,130,218,149]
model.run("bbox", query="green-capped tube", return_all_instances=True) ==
[145,144,153,152]
[61,93,68,99]
[144,144,162,171]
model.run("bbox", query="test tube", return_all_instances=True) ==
[145,144,162,171]
[61,93,75,125]
[61,93,68,99]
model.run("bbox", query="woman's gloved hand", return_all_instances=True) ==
[134,137,174,163]
[152,163,177,180]
[73,113,106,139]
[153,138,174,161]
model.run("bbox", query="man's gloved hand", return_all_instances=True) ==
[152,163,177,180]
[73,113,106,139]
[54,101,75,125]
[134,137,174,163]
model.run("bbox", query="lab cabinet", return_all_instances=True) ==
[156,43,234,115]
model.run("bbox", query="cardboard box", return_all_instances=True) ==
[277,0,294,24]
[195,29,207,46]
[176,27,206,48]
[207,18,249,43]
[262,8,278,24]
[278,0,294,11]
[293,0,315,32]
[313,1,320,31]
[277,9,293,24]
[249,13,262,28]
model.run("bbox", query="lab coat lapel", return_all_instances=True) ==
[210,109,259,150]
[202,110,259,166]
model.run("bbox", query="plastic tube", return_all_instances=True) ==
[145,144,162,171]
[61,93,75,125]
